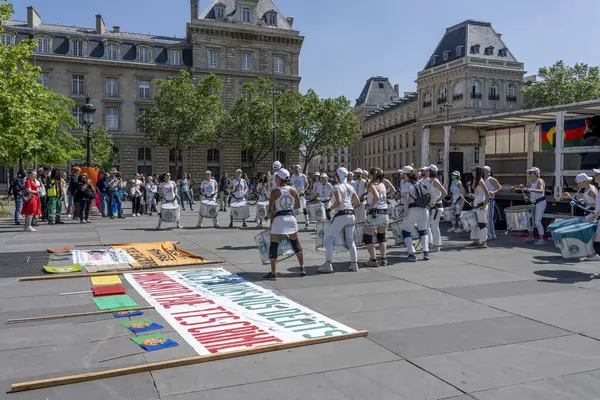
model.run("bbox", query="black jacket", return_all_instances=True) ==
[74,181,96,201]
[581,130,600,168]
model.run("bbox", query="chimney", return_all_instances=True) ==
[113,26,120,33]
[497,33,502,38]
[393,84,399,96]
[191,0,199,21]
[96,14,105,34]
[285,16,294,28]
[26,6,41,28]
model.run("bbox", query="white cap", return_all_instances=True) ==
[314,171,320,176]
[420,166,428,171]
[428,164,438,174]
[451,170,461,177]
[236,169,242,173]
[594,169,600,175]
[276,168,290,180]
[272,161,282,169]
[336,167,348,179]
[527,167,540,174]
[576,173,593,183]
[400,166,414,175]
[354,168,362,174]
[320,173,328,178]
[205,170,212,175]
[483,166,491,172]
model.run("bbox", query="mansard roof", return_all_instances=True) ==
[355,76,399,107]
[200,0,294,30]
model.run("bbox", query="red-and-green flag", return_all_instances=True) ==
[540,119,587,151]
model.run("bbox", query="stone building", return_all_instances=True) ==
[2,0,303,187]
[351,19,526,184]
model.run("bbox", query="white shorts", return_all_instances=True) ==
[402,207,429,232]
[271,215,298,235]
[365,210,389,228]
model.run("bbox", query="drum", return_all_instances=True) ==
[160,203,180,222]
[354,222,365,247]
[551,222,597,259]
[390,219,419,245]
[389,205,403,221]
[504,205,533,232]
[315,220,348,253]
[355,203,366,223]
[200,200,219,218]
[459,210,477,232]
[307,202,326,222]
[254,230,295,265]
[547,217,584,234]
[230,202,250,221]
[256,201,269,220]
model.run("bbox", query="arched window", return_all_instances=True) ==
[137,147,152,175]
[489,82,499,101]
[453,82,463,100]
[137,45,152,63]
[423,90,432,107]
[169,149,183,178]
[471,80,481,99]
[507,83,517,102]
[438,87,447,103]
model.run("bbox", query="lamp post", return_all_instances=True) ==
[270,84,279,164]
[81,94,96,167]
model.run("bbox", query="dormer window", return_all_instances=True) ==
[72,39,85,57]
[456,46,463,57]
[470,44,480,54]
[170,49,181,66]
[430,55,437,66]
[0,32,14,46]
[442,50,450,61]
[106,42,119,60]
[242,7,251,23]
[498,48,508,57]
[215,5,225,20]
[265,12,277,26]
[36,36,50,54]
[484,46,494,56]
[138,45,151,63]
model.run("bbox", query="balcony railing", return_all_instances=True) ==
[506,95,517,103]
[436,96,447,104]
[423,100,432,107]
[452,93,463,100]
[488,94,500,101]
[470,92,482,99]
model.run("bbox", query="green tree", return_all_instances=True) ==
[137,70,226,176]
[284,90,360,174]
[0,0,80,167]
[228,78,299,174]
[78,125,115,172]
[523,60,600,108]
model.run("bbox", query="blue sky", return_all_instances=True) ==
[10,0,600,103]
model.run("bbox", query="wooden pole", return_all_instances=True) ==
[19,262,224,282]
[11,330,368,392]
[5,306,154,324]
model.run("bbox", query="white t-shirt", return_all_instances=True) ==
[231,178,247,199]
[160,181,176,201]
[291,174,308,194]
[401,180,417,206]
[368,182,387,210]
[333,183,355,213]
[37,178,46,196]
[201,179,218,198]
[315,181,333,200]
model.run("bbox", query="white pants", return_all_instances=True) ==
[197,215,218,227]
[470,206,488,242]
[529,200,546,236]
[428,206,443,246]
[325,214,357,263]
[403,207,429,254]
[218,192,227,210]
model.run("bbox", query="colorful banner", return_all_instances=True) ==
[125,268,357,355]
[540,119,587,150]
[72,249,134,266]
[111,242,211,268]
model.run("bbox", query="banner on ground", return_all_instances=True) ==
[125,268,357,355]
[72,249,134,266]
[111,242,211,268]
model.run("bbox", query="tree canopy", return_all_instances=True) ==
[78,125,115,172]
[137,70,226,176]
[523,60,600,108]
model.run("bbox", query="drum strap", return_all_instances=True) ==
[408,204,424,209]
[275,210,294,217]
[334,209,355,219]
[320,198,330,202]
[369,208,388,216]
[532,197,546,204]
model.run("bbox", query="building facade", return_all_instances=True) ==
[3,0,303,186]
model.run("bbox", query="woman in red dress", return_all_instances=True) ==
[21,170,41,232]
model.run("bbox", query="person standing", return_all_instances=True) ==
[47,168,65,224]
[228,169,249,228]
[348,171,355,187]
[39,166,51,222]
[145,176,158,216]
[424,165,448,252]
[197,171,220,228]
[319,167,360,273]
[467,167,491,249]
[218,173,230,212]
[483,166,502,240]
[524,167,547,245]
[263,168,305,280]
[587,168,600,278]
[315,173,333,220]
[130,173,143,217]
[400,166,430,261]
[156,172,182,229]
[354,168,367,221]
[21,170,41,232]
[186,173,195,204]
[291,164,310,230]
[448,171,466,233]
[67,167,80,219]
[10,170,25,225]
[96,172,108,217]
[179,174,193,211]
[75,173,96,224]
[362,168,390,266]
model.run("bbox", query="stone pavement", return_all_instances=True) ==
[2,205,600,399]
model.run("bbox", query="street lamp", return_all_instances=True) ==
[81,94,96,167]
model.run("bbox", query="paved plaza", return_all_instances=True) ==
[2,206,600,399]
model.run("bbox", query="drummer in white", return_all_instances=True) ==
[291,165,310,230]
[354,168,367,221]
[576,173,597,210]
[363,168,390,267]
[400,166,430,261]
[523,167,547,245]
[228,169,249,228]
[448,171,466,233]
[197,171,220,228]
[318,167,361,274]
[315,173,334,220]
[586,169,600,278]
[264,168,305,280]
[424,165,448,252]
[467,166,491,248]
[483,166,502,240]
[156,172,182,230]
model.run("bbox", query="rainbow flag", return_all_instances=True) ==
[541,119,586,151]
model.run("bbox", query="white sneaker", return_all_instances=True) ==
[156,223,161,230]
[454,228,464,233]
[24,226,36,232]
[305,224,310,230]
[214,223,221,228]
[363,259,379,268]
[196,223,203,228]
[67,214,72,218]
[136,213,141,217]
[177,223,183,229]
[349,262,359,272]
[132,214,136,217]
[583,254,600,261]
[318,262,334,274]
[534,239,545,246]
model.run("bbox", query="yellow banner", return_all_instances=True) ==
[110,242,212,268]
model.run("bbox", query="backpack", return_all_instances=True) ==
[409,180,431,208]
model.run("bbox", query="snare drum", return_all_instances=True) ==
[389,205,403,221]
[200,200,219,218]
[551,222,597,259]
[390,219,419,245]
[459,210,477,232]
[160,203,180,223]
[230,201,250,221]
[547,217,584,234]
[504,205,533,232]
[307,202,325,222]
[355,203,366,223]
[254,230,295,265]
[256,201,269,220]
[354,222,365,247]
[315,220,348,253]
